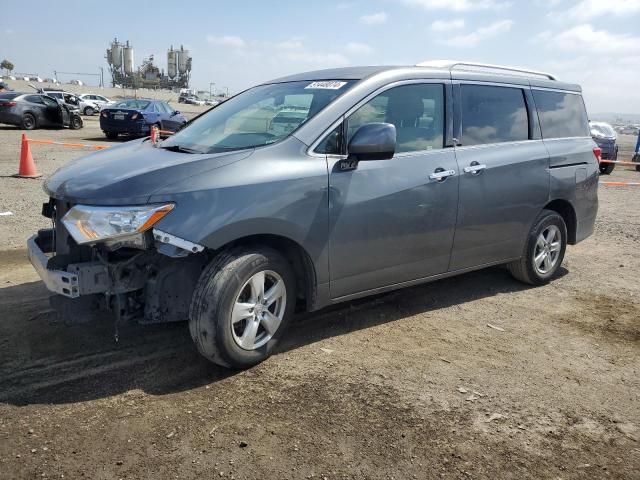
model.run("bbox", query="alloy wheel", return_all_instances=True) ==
[533,225,561,275]
[231,270,287,350]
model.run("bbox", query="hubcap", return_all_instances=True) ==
[231,270,286,351]
[533,225,561,275]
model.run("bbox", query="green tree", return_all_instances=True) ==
[1,59,14,75]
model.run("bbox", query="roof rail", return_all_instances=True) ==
[416,60,556,81]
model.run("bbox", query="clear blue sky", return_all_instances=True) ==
[1,0,639,114]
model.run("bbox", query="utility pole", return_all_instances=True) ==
[209,82,215,99]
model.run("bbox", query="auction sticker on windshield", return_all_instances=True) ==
[305,81,348,90]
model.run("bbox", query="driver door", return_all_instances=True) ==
[41,95,64,126]
[324,81,459,299]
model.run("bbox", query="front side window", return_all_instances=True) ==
[41,96,59,107]
[161,80,355,154]
[533,90,589,139]
[347,83,445,154]
[460,84,529,146]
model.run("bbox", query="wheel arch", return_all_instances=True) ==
[210,233,317,312]
[543,199,577,244]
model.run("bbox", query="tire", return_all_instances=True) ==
[105,131,118,140]
[508,209,567,286]
[599,162,615,175]
[83,106,95,116]
[70,116,83,130]
[21,113,36,130]
[189,247,296,369]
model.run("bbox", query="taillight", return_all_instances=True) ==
[101,111,108,118]
[593,146,602,162]
[131,113,140,120]
[0,101,16,107]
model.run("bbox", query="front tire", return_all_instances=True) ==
[84,106,95,116]
[70,116,83,130]
[508,210,567,285]
[189,247,296,369]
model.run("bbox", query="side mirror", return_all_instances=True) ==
[348,123,396,161]
[173,110,180,116]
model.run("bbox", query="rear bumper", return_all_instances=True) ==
[100,120,150,134]
[28,229,109,298]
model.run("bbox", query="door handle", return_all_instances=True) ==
[463,164,487,174]
[429,169,456,181]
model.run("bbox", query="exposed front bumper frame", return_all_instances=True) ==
[27,230,109,298]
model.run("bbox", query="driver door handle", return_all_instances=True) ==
[463,164,487,174]
[429,169,456,181]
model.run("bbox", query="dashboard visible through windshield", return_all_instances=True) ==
[161,80,355,154]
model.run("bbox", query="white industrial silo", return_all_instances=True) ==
[167,47,178,78]
[123,41,135,74]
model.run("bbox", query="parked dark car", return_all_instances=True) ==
[99,98,187,139]
[29,62,598,369]
[0,92,83,130]
[590,121,618,174]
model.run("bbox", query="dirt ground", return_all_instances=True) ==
[0,118,639,480]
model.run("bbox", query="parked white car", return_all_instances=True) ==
[78,94,112,115]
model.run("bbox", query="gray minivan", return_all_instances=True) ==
[28,61,599,368]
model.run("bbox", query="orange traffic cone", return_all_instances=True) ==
[150,125,158,144]
[14,134,41,178]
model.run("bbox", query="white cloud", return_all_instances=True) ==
[440,19,513,46]
[538,24,639,54]
[430,19,465,31]
[567,0,640,20]
[206,35,246,48]
[402,0,511,11]
[345,42,374,55]
[359,12,388,25]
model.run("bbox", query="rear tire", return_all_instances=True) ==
[104,131,118,140]
[21,113,36,130]
[599,162,615,175]
[189,247,296,369]
[508,210,567,286]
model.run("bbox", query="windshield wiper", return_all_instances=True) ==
[159,144,203,154]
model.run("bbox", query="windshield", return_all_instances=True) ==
[590,122,616,138]
[112,99,151,110]
[162,80,355,154]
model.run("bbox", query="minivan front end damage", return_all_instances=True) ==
[28,199,207,324]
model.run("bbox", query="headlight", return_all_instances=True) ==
[62,203,174,245]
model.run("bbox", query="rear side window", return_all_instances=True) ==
[532,90,589,139]
[25,95,45,104]
[460,85,529,146]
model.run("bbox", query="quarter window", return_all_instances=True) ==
[347,83,445,154]
[532,90,589,139]
[460,85,529,146]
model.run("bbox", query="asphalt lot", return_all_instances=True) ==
[0,118,638,479]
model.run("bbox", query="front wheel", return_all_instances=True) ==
[70,115,83,130]
[508,210,567,285]
[84,106,95,116]
[189,247,296,369]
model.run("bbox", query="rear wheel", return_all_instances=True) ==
[599,162,615,175]
[508,210,567,285]
[105,131,118,140]
[83,106,95,116]
[21,113,36,130]
[189,247,296,369]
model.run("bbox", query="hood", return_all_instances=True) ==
[44,138,253,205]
